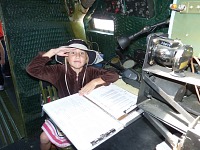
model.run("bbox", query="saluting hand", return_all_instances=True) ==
[53,46,70,57]
[42,46,70,58]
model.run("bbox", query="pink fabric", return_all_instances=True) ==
[41,119,71,148]
[0,21,4,39]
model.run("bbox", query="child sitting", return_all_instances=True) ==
[26,39,119,150]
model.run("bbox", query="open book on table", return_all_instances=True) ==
[43,84,142,150]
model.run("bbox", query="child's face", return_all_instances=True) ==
[67,48,88,69]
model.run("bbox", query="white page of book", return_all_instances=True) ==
[43,93,124,150]
[85,84,138,120]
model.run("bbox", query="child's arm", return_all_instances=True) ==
[42,46,69,58]
[79,78,105,95]
[26,46,70,83]
[79,68,119,95]
[0,42,5,65]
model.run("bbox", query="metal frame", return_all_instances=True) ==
[137,33,200,149]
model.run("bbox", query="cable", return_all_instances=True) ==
[87,40,100,52]
[65,58,71,95]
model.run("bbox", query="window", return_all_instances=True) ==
[93,18,114,32]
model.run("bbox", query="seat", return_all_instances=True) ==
[39,80,74,150]
[39,80,59,104]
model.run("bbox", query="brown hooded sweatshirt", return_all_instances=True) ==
[26,52,119,98]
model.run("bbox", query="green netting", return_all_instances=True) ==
[0,0,74,137]
[114,0,172,53]
[86,0,172,62]
[87,32,116,61]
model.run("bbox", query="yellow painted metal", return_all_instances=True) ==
[69,3,88,41]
